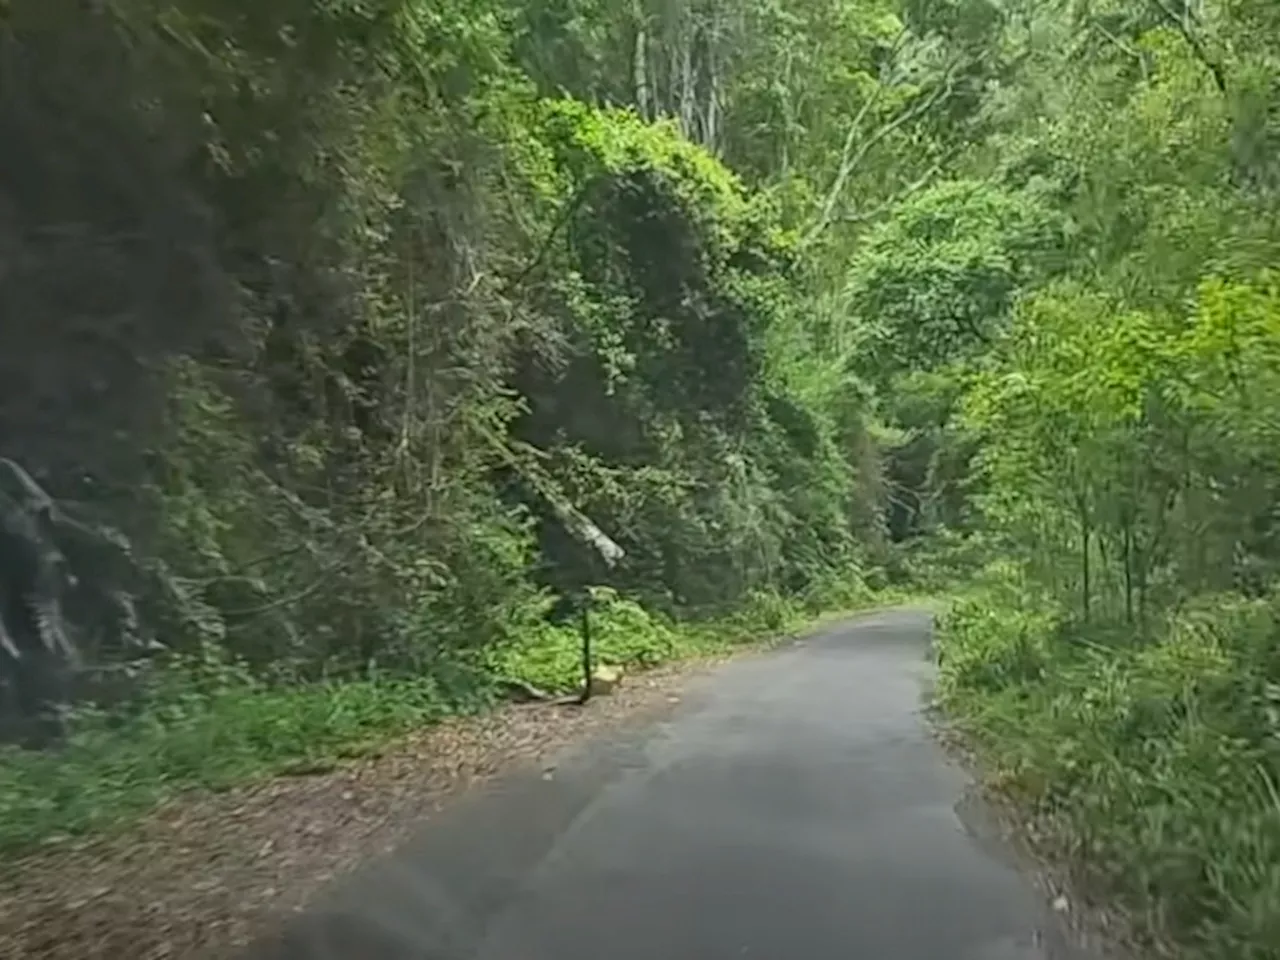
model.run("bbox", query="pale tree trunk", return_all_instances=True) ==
[636,0,730,153]
[633,0,652,119]
[697,4,723,152]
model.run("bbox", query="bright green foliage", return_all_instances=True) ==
[839,179,1063,542]
[923,2,1280,955]
[849,180,1063,382]
[939,584,1280,958]
[965,275,1280,623]
[490,588,681,694]
[1,0,908,850]
[9,2,1280,953]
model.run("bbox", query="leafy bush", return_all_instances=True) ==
[489,588,681,693]
[936,595,1054,698]
[937,581,1280,957]
[798,566,878,615]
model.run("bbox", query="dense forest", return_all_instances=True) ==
[2,0,1279,955]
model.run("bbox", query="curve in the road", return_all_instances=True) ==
[241,609,1099,960]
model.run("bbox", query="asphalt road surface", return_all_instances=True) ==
[243,609,1096,960]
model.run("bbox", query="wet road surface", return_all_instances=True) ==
[243,609,1095,960]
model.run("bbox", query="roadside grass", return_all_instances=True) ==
[934,569,1280,960]
[0,666,482,858]
[0,576,892,859]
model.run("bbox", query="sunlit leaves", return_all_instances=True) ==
[848,179,1063,382]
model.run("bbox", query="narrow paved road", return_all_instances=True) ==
[245,609,1093,960]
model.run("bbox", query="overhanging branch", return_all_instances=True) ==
[1148,0,1226,93]
[801,62,960,249]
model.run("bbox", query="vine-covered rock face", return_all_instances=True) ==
[503,100,854,612]
[0,1,884,707]
[0,457,155,746]
[0,489,75,747]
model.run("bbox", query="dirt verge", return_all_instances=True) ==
[1,655,733,960]
[930,710,1166,960]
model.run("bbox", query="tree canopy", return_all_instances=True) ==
[4,1,1280,952]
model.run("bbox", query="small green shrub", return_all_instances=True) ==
[735,588,803,633]
[937,582,1280,957]
[489,588,681,692]
[936,590,1056,698]
[799,567,877,614]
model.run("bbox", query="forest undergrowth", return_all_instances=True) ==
[5,2,1280,957]
[0,577,894,857]
[937,575,1280,960]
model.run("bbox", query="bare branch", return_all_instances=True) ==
[1147,0,1226,93]
[508,179,597,291]
[1089,21,1151,80]
[839,148,959,225]
[802,63,958,249]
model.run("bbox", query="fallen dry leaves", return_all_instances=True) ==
[0,658,721,960]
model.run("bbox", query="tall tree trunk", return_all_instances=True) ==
[633,0,651,119]
[699,7,723,152]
